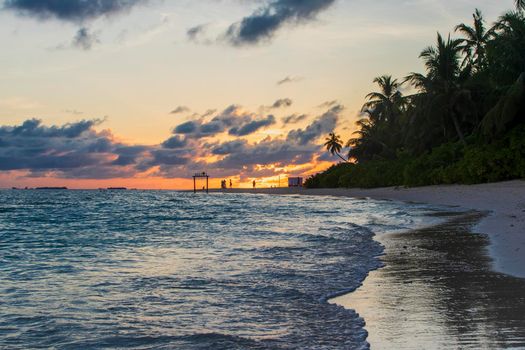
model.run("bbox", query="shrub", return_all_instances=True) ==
[308,124,525,189]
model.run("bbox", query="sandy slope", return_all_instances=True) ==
[215,180,525,278]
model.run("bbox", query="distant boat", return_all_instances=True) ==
[107,187,127,190]
[35,187,68,190]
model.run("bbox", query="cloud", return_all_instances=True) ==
[0,119,121,176]
[211,140,247,156]
[155,104,341,179]
[3,0,147,22]
[161,135,187,149]
[72,27,99,50]
[210,139,317,171]
[225,0,336,46]
[0,118,195,179]
[111,145,149,166]
[282,113,308,124]
[277,76,303,85]
[174,121,199,134]
[64,109,84,115]
[190,105,341,177]
[186,24,213,45]
[318,100,338,108]
[271,98,293,109]
[201,109,217,118]
[229,114,276,136]
[148,149,189,166]
[287,105,342,145]
[0,104,342,181]
[170,106,191,115]
[171,105,276,138]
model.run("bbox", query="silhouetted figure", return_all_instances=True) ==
[229,179,232,188]
[253,180,256,189]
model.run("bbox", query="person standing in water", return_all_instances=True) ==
[252,180,256,189]
[229,179,232,189]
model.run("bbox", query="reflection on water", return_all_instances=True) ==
[0,190,437,350]
[333,212,525,349]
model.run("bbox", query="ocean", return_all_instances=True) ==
[0,190,436,349]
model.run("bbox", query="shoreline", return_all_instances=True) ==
[331,211,525,349]
[214,180,525,279]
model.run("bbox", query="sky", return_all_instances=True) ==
[0,0,514,189]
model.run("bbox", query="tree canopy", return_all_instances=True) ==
[308,6,525,189]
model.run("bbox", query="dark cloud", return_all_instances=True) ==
[229,115,276,136]
[282,113,308,124]
[186,24,212,44]
[0,104,342,181]
[211,140,247,155]
[0,119,117,174]
[0,118,198,179]
[174,121,199,134]
[8,118,102,138]
[149,149,189,166]
[287,105,342,145]
[193,106,342,177]
[111,145,149,166]
[201,109,217,118]
[211,139,317,171]
[3,0,147,22]
[72,27,99,50]
[277,76,303,85]
[170,106,190,115]
[271,98,293,109]
[161,135,187,149]
[225,0,336,45]
[172,105,276,138]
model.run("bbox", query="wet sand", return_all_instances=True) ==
[212,183,525,347]
[332,212,525,349]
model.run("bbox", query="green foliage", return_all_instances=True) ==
[307,125,525,189]
[481,73,525,138]
[311,7,525,189]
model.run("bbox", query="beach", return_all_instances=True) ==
[214,181,525,348]
[217,180,525,279]
[333,211,525,349]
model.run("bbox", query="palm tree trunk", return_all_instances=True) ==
[452,115,467,145]
[335,152,348,162]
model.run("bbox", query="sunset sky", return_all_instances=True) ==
[0,0,510,189]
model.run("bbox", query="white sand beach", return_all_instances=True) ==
[218,180,525,278]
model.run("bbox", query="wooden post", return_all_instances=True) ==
[192,172,210,194]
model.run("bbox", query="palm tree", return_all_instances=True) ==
[324,133,348,162]
[489,11,525,84]
[455,9,493,72]
[347,116,393,162]
[362,75,404,124]
[419,33,463,83]
[516,0,525,12]
[406,33,469,145]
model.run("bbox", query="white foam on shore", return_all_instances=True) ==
[217,180,525,279]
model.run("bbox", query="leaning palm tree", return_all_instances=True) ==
[324,133,348,162]
[455,9,493,71]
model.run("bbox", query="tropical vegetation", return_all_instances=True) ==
[306,4,525,189]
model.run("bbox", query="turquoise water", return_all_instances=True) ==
[0,190,433,349]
